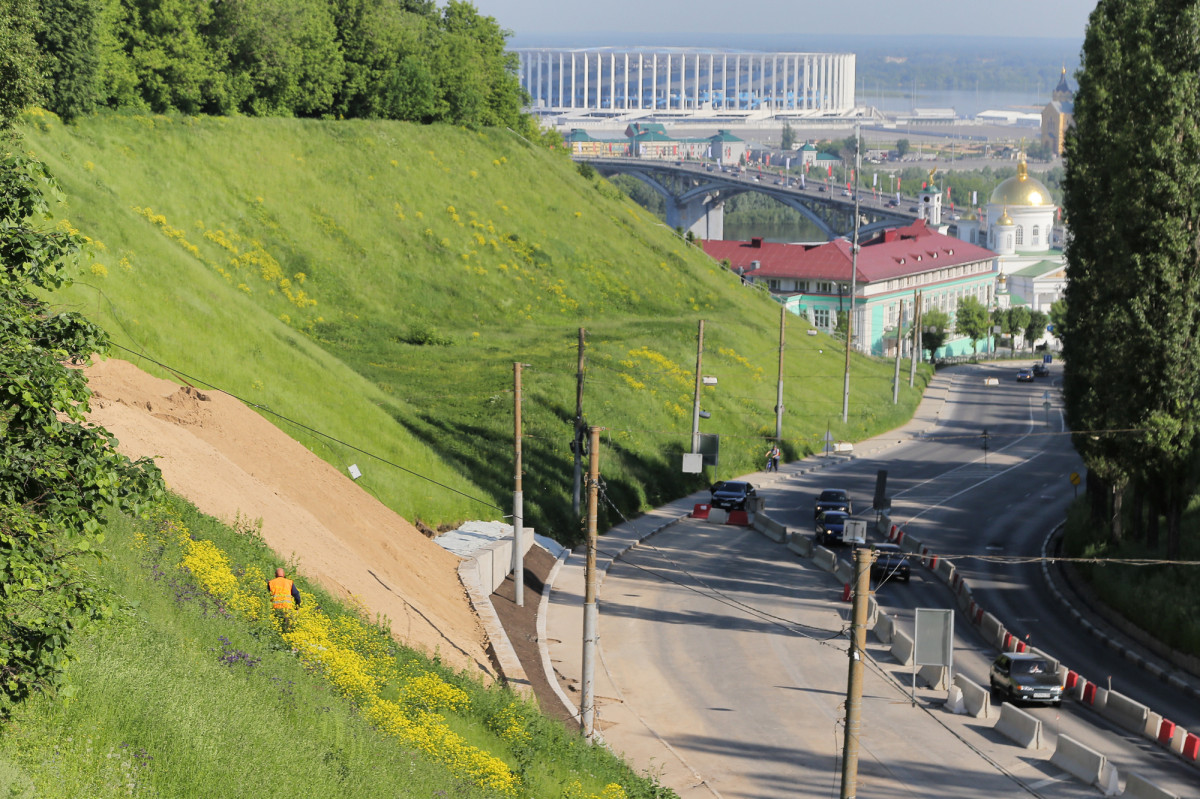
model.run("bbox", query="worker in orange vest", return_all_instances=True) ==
[267,567,301,630]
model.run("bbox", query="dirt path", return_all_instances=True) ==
[83,358,494,679]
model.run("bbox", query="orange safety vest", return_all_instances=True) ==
[268,576,295,610]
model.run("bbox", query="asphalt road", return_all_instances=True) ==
[590,363,1199,798]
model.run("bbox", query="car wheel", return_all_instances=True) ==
[902,573,910,583]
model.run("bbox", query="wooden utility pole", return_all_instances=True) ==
[840,546,872,798]
[581,426,601,739]
[690,320,705,453]
[512,362,524,607]
[892,302,903,404]
[573,328,586,516]
[775,305,786,443]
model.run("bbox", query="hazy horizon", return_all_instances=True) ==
[476,0,1097,41]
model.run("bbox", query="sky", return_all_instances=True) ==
[471,0,1098,43]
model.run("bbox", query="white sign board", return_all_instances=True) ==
[914,608,954,667]
[681,453,704,473]
[843,519,867,545]
[348,464,362,480]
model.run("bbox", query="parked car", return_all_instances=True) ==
[815,510,850,547]
[814,488,852,519]
[870,543,911,583]
[886,199,900,208]
[989,652,1063,705]
[818,185,828,192]
[1017,368,1034,382]
[709,480,756,511]
[1033,362,1050,378]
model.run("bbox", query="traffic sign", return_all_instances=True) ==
[1069,472,1081,486]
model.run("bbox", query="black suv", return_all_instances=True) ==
[814,489,852,519]
[989,653,1063,706]
[709,480,756,511]
[870,543,911,583]
[1033,362,1050,377]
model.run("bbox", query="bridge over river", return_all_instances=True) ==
[575,156,921,241]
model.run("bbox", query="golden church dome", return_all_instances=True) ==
[996,207,1014,226]
[990,155,1051,207]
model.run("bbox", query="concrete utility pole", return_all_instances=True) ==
[512,362,525,607]
[581,426,601,739]
[690,319,705,453]
[909,290,921,387]
[775,305,786,443]
[573,328,586,516]
[841,125,861,425]
[840,546,873,798]
[892,301,904,404]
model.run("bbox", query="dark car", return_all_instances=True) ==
[818,185,828,192]
[815,510,850,547]
[1033,363,1050,377]
[709,480,756,511]
[814,488,852,519]
[1017,368,1034,382]
[870,543,911,583]
[886,199,900,208]
[989,652,1064,705]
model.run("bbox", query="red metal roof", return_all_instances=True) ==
[702,221,995,284]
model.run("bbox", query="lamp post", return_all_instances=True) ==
[841,125,861,425]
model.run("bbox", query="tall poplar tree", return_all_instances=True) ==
[1063,0,1200,558]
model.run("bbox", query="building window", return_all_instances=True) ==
[813,307,831,328]
[816,281,833,293]
[1016,226,1024,246]
[767,279,780,290]
[1032,225,1039,245]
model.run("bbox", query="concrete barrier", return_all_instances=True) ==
[709,507,729,524]
[1144,711,1162,742]
[833,558,854,585]
[936,557,955,583]
[786,533,813,558]
[901,535,923,555]
[1168,726,1188,755]
[1050,734,1107,788]
[691,503,711,519]
[953,674,992,718]
[918,664,946,690]
[726,509,750,526]
[873,613,895,644]
[812,545,837,572]
[980,612,1004,648]
[1123,772,1180,799]
[891,627,914,666]
[753,513,787,542]
[994,702,1043,749]
[1102,689,1149,735]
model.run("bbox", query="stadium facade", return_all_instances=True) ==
[515,47,856,119]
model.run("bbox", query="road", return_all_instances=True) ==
[582,363,1199,798]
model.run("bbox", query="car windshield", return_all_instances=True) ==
[1012,659,1050,675]
[819,491,847,502]
[821,512,848,522]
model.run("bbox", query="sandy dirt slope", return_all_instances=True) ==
[83,358,495,679]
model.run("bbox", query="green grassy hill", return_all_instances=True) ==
[22,109,929,543]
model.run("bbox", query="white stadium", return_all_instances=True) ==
[514,47,856,120]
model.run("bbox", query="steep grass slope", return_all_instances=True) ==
[23,111,929,542]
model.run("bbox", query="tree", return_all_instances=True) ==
[0,0,44,124]
[1009,306,1032,350]
[0,149,164,713]
[954,296,990,354]
[34,0,101,121]
[780,120,796,151]
[896,138,911,158]
[1025,310,1048,347]
[921,307,950,359]
[1063,0,1200,557]
[1048,297,1067,341]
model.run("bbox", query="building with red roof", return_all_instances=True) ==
[702,220,998,357]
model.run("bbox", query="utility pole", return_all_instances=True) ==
[512,362,524,607]
[690,319,705,453]
[581,425,601,740]
[909,290,921,387]
[842,124,861,425]
[573,328,586,516]
[775,305,786,443]
[892,301,903,404]
[840,546,872,799]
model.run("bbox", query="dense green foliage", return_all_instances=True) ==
[1062,0,1200,559]
[952,295,989,353]
[23,111,929,548]
[0,497,674,797]
[0,99,162,714]
[28,0,534,131]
